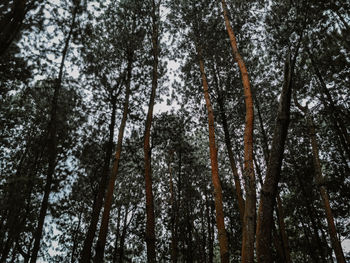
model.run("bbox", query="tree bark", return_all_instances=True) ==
[290,148,327,263]
[254,95,291,263]
[276,195,291,263]
[220,1,255,262]
[212,66,245,224]
[256,53,293,263]
[168,150,178,263]
[205,192,214,263]
[29,5,77,263]
[70,210,82,263]
[294,96,346,263]
[112,207,122,263]
[79,89,118,262]
[194,40,229,263]
[308,51,350,162]
[93,54,133,263]
[143,1,159,261]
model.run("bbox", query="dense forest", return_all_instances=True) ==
[0,0,349,262]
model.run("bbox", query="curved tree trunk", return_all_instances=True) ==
[220,1,255,262]
[194,38,229,262]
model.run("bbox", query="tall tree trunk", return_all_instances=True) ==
[256,53,293,263]
[298,212,320,263]
[143,1,159,261]
[0,146,30,262]
[29,5,77,262]
[168,150,178,263]
[255,95,291,263]
[79,89,118,262]
[276,195,291,263]
[112,207,122,263]
[290,149,327,263]
[70,210,82,263]
[205,192,214,263]
[212,66,245,224]
[255,97,270,163]
[176,150,182,260]
[308,51,350,162]
[194,39,229,262]
[0,0,26,56]
[93,54,133,263]
[220,1,256,262]
[118,206,130,263]
[294,98,346,263]
[253,152,288,262]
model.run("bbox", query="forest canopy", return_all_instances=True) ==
[0,0,349,262]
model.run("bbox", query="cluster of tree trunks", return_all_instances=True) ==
[0,0,347,262]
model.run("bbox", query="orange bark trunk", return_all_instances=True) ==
[195,42,229,263]
[220,1,255,262]
[93,54,133,263]
[212,67,245,224]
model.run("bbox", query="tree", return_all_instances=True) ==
[294,92,346,263]
[143,0,161,261]
[220,1,255,262]
[29,2,79,261]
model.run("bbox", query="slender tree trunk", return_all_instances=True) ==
[255,97,270,163]
[0,147,30,262]
[143,1,159,261]
[299,212,319,263]
[200,205,207,263]
[308,51,350,162]
[256,53,293,263]
[93,54,133,263]
[112,207,122,263]
[220,2,255,261]
[194,40,229,262]
[168,150,178,263]
[70,211,82,263]
[294,93,346,263]
[205,192,214,263]
[79,93,118,262]
[176,151,181,260]
[276,195,291,263]
[118,206,129,263]
[212,66,245,224]
[29,6,77,263]
[0,0,26,56]
[272,224,285,262]
[291,150,327,263]
[299,116,345,261]
[79,55,130,263]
